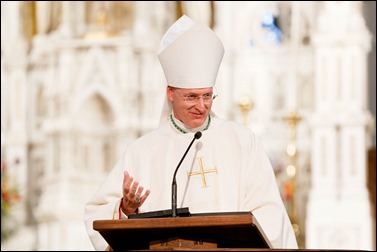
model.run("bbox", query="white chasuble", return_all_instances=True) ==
[84,115,298,250]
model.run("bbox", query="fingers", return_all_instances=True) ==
[123,171,138,196]
[123,171,132,195]
[134,187,151,204]
[122,171,150,215]
[133,185,144,200]
[139,189,151,205]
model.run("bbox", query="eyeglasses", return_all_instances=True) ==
[181,93,218,104]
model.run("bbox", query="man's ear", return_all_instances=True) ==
[167,86,174,101]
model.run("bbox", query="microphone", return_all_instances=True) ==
[172,131,202,217]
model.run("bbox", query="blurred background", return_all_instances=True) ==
[1,1,375,251]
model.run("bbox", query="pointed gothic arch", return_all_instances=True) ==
[71,87,119,173]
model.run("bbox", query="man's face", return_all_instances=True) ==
[167,86,214,129]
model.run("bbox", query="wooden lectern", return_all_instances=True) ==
[93,211,272,251]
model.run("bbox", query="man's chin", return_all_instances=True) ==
[188,119,205,128]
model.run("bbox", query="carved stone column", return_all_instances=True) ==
[306,2,373,250]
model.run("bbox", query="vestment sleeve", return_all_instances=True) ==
[83,154,126,251]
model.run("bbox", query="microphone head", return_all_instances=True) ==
[194,131,202,139]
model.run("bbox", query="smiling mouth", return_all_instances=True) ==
[191,113,205,118]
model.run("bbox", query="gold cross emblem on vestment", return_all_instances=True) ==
[187,157,218,187]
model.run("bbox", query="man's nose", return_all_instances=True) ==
[194,97,207,108]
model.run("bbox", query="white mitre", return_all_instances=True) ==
[158,15,224,125]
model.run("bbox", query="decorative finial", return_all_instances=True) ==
[238,96,253,125]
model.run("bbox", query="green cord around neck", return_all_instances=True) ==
[170,114,211,134]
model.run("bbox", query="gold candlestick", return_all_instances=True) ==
[84,3,111,39]
[283,111,302,246]
[283,111,301,177]
[238,96,253,125]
